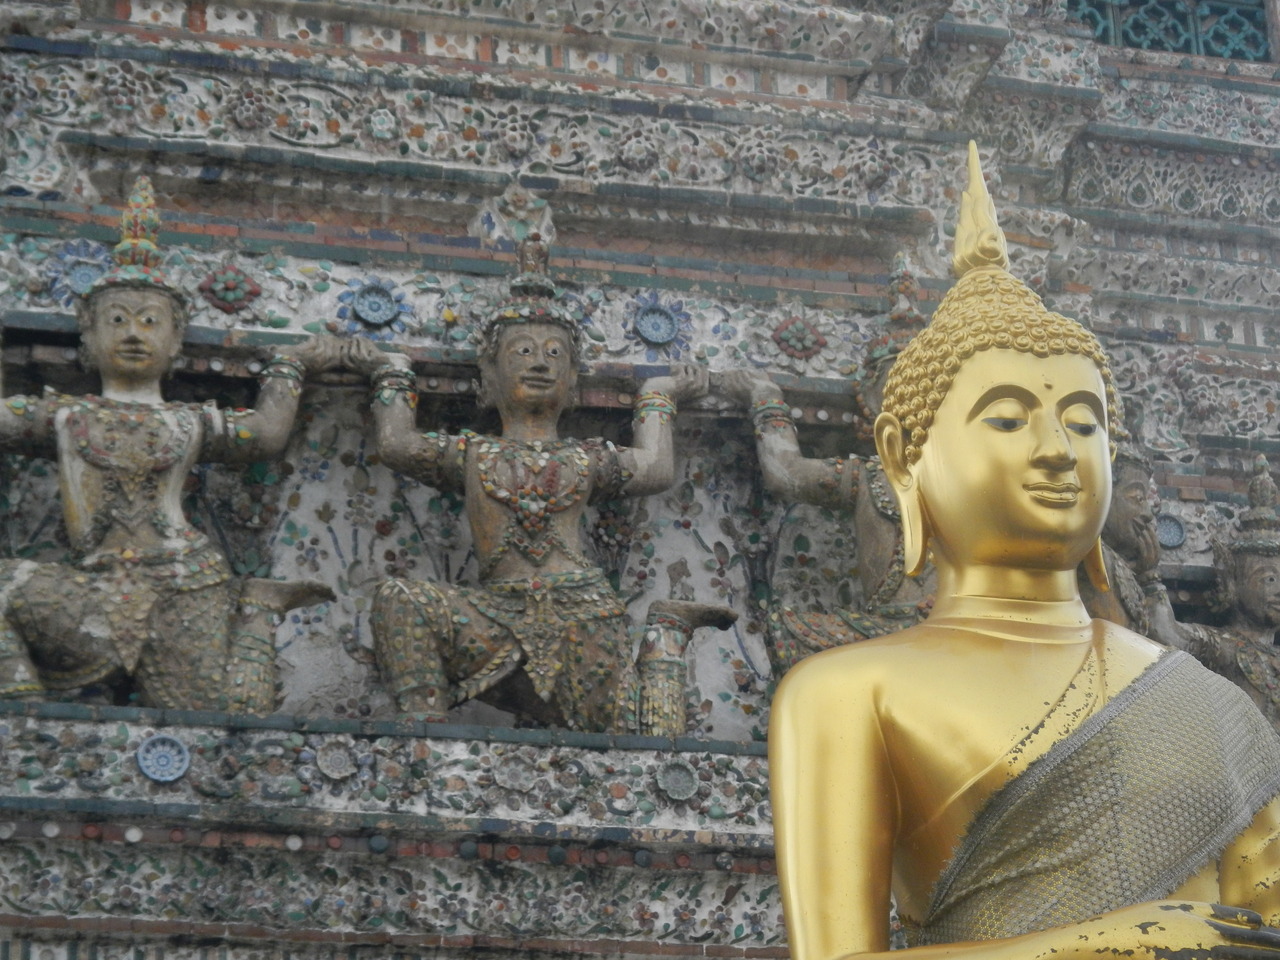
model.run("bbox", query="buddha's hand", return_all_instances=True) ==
[288,334,347,376]
[641,363,710,405]
[343,338,411,376]
[1072,901,1280,959]
[718,369,782,408]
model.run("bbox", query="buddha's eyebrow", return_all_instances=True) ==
[966,384,1039,422]
[1058,389,1106,423]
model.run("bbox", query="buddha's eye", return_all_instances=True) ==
[1066,422,1097,437]
[981,416,1025,432]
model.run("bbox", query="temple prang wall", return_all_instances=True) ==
[4,0,1280,954]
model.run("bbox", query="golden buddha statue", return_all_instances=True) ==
[769,142,1280,960]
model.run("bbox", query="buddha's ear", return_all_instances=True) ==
[1083,539,1110,594]
[875,412,930,577]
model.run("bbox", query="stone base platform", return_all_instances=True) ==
[0,702,781,960]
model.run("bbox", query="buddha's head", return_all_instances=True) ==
[475,234,582,418]
[875,143,1122,585]
[1213,455,1280,630]
[76,176,187,382]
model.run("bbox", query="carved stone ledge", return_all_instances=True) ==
[0,702,780,959]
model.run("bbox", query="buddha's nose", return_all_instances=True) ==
[1031,419,1077,469]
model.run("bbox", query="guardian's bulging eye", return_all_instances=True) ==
[111,314,126,325]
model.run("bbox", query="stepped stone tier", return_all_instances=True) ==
[0,701,776,960]
[4,0,1280,954]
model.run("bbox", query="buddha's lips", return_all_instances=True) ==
[1025,482,1080,504]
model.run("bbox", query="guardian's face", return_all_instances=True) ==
[485,323,576,419]
[1238,554,1280,630]
[1103,462,1156,564]
[84,288,181,385]
[912,349,1111,573]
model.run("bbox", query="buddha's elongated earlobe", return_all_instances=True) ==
[1084,537,1110,593]
[875,411,930,577]
[900,485,930,578]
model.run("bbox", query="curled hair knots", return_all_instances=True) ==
[881,270,1126,466]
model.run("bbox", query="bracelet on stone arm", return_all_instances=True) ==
[751,396,793,433]
[1138,569,1168,596]
[372,364,418,407]
[634,391,677,425]
[260,355,307,383]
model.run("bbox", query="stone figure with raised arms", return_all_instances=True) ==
[1076,437,1196,647]
[352,237,734,734]
[1174,453,1280,731]
[722,254,934,673]
[0,176,337,712]
[769,143,1280,960]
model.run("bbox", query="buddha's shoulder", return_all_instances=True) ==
[777,619,1167,700]
[1094,617,1168,679]
[775,624,942,698]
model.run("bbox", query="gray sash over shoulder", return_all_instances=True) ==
[915,650,1280,946]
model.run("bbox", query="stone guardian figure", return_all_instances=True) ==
[721,255,934,673]
[1175,454,1280,730]
[0,176,336,712]
[353,238,733,734]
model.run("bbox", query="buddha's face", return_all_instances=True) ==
[484,323,576,419]
[914,349,1111,572]
[1237,554,1280,630]
[84,288,182,384]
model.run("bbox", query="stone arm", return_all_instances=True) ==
[1126,517,1198,650]
[202,336,346,465]
[1168,621,1238,676]
[0,394,56,460]
[346,341,465,492]
[719,370,856,510]
[770,654,1280,960]
[616,363,708,497]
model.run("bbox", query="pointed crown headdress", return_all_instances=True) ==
[85,176,183,303]
[880,141,1123,465]
[1232,454,1280,557]
[476,233,582,361]
[864,251,928,368]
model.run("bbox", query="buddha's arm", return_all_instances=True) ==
[770,652,897,960]
[771,652,1280,960]
[618,363,708,496]
[1218,793,1280,923]
[721,370,854,509]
